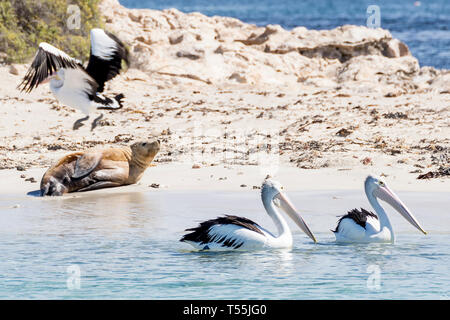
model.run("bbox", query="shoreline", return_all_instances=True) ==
[1,163,448,198]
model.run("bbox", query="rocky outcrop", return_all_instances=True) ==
[100,0,447,92]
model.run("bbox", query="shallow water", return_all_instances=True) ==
[0,189,449,299]
[121,0,450,69]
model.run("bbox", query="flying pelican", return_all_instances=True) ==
[180,179,317,251]
[18,28,129,130]
[333,175,427,243]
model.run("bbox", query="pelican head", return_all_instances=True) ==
[261,179,317,243]
[42,70,64,88]
[55,69,64,80]
[365,175,427,234]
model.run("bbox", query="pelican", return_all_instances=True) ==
[18,28,129,130]
[180,179,317,251]
[333,175,427,243]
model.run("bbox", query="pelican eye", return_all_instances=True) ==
[379,181,385,186]
[273,197,281,208]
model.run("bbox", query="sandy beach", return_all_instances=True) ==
[1,0,450,302]
[0,0,449,196]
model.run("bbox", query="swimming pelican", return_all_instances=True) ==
[333,175,427,243]
[180,179,317,250]
[18,28,129,130]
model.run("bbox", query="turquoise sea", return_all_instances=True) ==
[0,189,448,299]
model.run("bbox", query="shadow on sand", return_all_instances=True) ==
[26,190,41,197]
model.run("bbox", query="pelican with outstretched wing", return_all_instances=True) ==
[19,29,129,130]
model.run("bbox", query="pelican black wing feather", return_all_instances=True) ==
[85,30,129,93]
[180,215,264,248]
[333,208,378,233]
[18,44,81,93]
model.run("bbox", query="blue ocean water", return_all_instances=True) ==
[0,189,448,299]
[120,0,450,69]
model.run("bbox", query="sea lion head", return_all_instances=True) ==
[40,170,70,196]
[130,140,160,167]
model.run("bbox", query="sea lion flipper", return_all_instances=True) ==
[72,152,102,179]
[77,181,123,192]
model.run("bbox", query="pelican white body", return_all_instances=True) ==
[333,175,427,243]
[50,69,94,115]
[333,216,394,243]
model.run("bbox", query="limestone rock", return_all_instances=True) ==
[9,64,19,75]
[99,0,446,90]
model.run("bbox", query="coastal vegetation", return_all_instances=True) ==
[0,0,103,63]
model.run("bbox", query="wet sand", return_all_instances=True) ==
[1,163,448,200]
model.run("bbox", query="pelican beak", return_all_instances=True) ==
[40,77,51,84]
[374,185,427,235]
[275,192,317,243]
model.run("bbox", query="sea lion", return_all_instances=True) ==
[40,140,160,196]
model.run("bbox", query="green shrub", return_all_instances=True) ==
[0,0,104,63]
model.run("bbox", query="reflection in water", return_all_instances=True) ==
[55,192,159,233]
[276,249,293,270]
[0,191,163,237]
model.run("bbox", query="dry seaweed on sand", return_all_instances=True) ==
[417,167,450,179]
